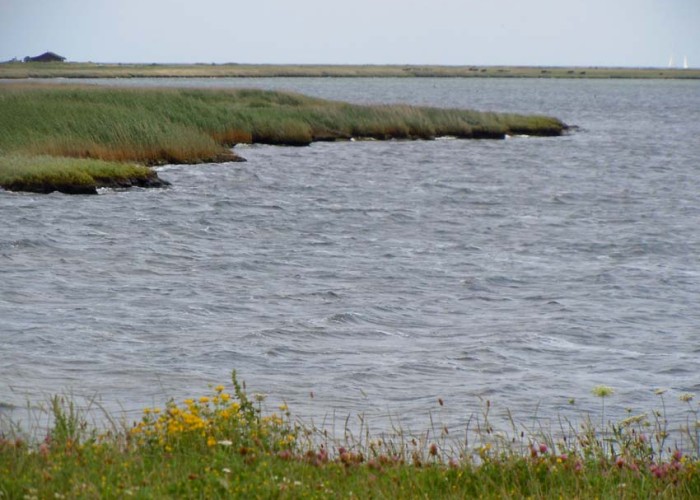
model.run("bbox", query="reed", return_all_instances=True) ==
[0,84,566,194]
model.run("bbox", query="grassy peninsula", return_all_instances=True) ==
[1,61,700,79]
[0,83,566,194]
[1,374,698,498]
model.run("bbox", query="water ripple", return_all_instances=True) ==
[2,78,700,430]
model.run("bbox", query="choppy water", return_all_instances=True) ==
[2,78,699,434]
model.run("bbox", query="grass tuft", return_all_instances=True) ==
[0,155,166,194]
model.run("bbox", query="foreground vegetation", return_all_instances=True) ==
[1,61,699,80]
[0,83,566,194]
[1,375,699,498]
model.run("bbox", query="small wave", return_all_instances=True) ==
[326,312,365,325]
[0,238,46,250]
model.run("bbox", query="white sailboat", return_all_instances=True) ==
[683,56,689,69]
[668,55,675,68]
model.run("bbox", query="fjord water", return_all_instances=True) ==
[2,78,699,432]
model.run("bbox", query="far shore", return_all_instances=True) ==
[1,62,699,80]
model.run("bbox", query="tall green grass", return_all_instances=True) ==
[0,84,566,193]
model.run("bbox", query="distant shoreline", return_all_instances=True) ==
[1,62,699,80]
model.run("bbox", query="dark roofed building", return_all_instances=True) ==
[24,52,66,63]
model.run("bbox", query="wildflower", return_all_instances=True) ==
[218,440,233,446]
[199,396,210,404]
[591,385,614,398]
[279,403,288,412]
[207,436,217,447]
[620,413,647,427]
[220,393,231,402]
[539,443,548,454]
[654,388,667,396]
[680,393,695,403]
[222,468,231,474]
[214,385,225,393]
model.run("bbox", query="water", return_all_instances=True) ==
[2,78,699,435]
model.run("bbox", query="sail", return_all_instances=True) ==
[668,55,675,68]
[683,56,689,69]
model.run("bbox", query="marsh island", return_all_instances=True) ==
[0,84,567,194]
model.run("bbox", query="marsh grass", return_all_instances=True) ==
[0,83,565,193]
[0,155,164,194]
[1,374,698,498]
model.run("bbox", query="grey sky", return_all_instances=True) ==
[1,0,698,67]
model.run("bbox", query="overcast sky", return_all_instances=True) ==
[1,0,698,67]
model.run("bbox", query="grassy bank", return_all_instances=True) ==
[0,84,566,194]
[1,374,698,498]
[0,155,168,194]
[1,61,700,79]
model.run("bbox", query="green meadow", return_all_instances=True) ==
[0,83,567,194]
[1,374,698,498]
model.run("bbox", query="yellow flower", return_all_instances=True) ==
[214,385,225,393]
[279,403,289,412]
[200,396,210,404]
[220,393,231,402]
[207,436,217,447]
